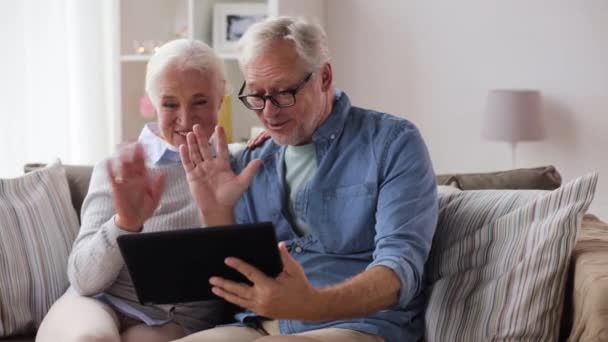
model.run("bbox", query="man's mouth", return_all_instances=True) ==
[266,120,289,130]
[175,130,191,137]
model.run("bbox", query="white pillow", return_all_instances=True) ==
[0,160,79,337]
[425,173,598,341]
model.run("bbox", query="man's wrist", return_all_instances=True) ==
[306,287,332,321]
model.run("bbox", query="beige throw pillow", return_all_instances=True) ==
[425,173,598,341]
[0,161,79,337]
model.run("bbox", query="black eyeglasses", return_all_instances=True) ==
[237,73,313,110]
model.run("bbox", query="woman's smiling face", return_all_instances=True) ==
[155,65,223,148]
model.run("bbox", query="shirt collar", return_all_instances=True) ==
[312,89,350,142]
[243,89,351,162]
[138,123,181,165]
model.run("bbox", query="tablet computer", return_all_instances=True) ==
[116,222,282,305]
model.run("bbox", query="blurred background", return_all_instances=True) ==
[1,0,607,216]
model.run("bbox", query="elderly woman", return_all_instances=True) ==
[36,39,237,342]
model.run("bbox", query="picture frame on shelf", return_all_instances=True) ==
[213,3,267,55]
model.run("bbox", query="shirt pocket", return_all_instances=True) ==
[319,182,378,253]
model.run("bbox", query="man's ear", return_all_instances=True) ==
[320,62,333,92]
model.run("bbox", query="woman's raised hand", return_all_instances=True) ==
[180,125,262,224]
[106,143,165,232]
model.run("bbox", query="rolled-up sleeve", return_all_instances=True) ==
[366,122,438,308]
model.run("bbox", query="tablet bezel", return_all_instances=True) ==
[116,222,282,305]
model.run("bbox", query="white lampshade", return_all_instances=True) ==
[482,89,545,143]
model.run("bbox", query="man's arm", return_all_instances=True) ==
[364,122,438,309]
[208,242,401,321]
[312,266,400,320]
[313,123,437,319]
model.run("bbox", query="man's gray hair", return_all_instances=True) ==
[145,39,226,105]
[236,16,330,73]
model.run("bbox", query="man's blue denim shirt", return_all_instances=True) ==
[231,90,438,342]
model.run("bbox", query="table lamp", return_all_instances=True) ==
[482,89,545,168]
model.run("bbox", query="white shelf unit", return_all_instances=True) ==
[113,0,326,146]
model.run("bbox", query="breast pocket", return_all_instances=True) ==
[318,183,378,253]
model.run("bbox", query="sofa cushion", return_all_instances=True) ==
[436,165,562,190]
[567,216,608,341]
[24,163,92,220]
[425,173,597,341]
[0,161,80,337]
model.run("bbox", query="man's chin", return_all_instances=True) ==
[269,133,296,146]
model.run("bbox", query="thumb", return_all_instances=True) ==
[237,159,262,189]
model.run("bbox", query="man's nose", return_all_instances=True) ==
[262,98,281,117]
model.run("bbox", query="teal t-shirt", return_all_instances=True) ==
[284,143,317,236]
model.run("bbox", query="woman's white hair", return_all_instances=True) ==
[236,16,330,73]
[145,39,226,106]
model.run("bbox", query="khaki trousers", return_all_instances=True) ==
[174,320,384,342]
[36,291,185,342]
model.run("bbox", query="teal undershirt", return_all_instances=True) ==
[284,143,317,236]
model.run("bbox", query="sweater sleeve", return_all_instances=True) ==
[67,160,134,296]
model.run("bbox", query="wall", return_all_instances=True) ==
[327,0,608,217]
[0,2,26,176]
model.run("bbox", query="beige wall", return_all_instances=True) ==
[327,0,608,217]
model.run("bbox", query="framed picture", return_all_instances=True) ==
[213,3,267,54]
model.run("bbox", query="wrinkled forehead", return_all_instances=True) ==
[243,42,308,90]
[156,65,220,95]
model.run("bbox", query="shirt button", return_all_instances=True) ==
[330,134,336,139]
[295,246,303,253]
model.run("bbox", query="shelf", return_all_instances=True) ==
[114,0,327,144]
[121,54,152,62]
[122,52,239,62]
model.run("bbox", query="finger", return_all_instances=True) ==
[236,159,263,189]
[251,136,262,148]
[225,257,269,285]
[248,131,266,149]
[119,143,146,179]
[179,144,194,172]
[211,287,250,310]
[209,277,254,300]
[259,131,270,143]
[119,143,140,177]
[214,126,229,160]
[132,143,146,174]
[278,241,299,275]
[135,144,152,183]
[106,159,119,187]
[149,171,166,206]
[187,131,203,165]
[194,124,213,161]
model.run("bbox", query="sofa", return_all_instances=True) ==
[1,163,607,341]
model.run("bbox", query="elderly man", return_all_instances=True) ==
[177,16,438,342]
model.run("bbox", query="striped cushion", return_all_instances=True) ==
[0,161,79,337]
[425,173,598,341]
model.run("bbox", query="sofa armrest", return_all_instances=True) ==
[436,165,562,190]
[566,216,608,341]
